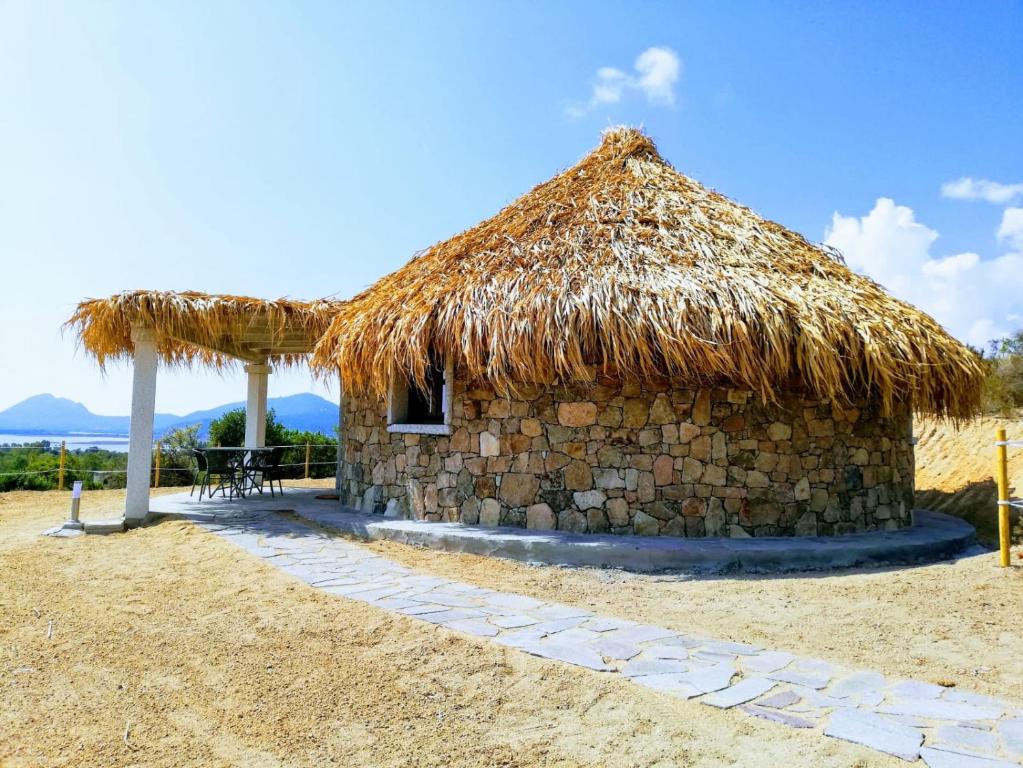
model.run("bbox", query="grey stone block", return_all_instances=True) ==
[517,640,612,671]
[743,651,795,674]
[824,710,923,761]
[631,673,703,699]
[622,658,689,678]
[741,704,814,729]
[756,689,801,709]
[920,747,1018,768]
[445,618,500,637]
[766,668,831,690]
[829,671,887,699]
[933,724,1000,755]
[878,697,1003,722]
[490,614,540,629]
[702,677,776,708]
[678,664,736,694]
[591,638,642,661]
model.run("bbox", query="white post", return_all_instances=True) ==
[125,326,158,526]
[244,361,270,448]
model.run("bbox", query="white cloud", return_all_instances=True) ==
[997,207,1023,251]
[824,198,1023,347]
[921,251,979,279]
[940,177,1023,204]
[634,47,681,106]
[567,47,681,117]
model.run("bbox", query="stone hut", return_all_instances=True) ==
[313,128,983,537]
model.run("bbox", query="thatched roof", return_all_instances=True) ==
[67,290,343,369]
[312,128,984,418]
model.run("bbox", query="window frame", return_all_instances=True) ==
[386,357,454,435]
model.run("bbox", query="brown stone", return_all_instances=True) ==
[498,473,539,507]
[692,390,712,426]
[678,423,701,442]
[690,435,711,462]
[564,460,593,491]
[557,509,587,533]
[649,393,675,424]
[767,422,792,441]
[633,511,659,536]
[681,497,706,517]
[487,399,511,418]
[680,456,703,483]
[526,503,556,530]
[722,413,745,432]
[637,471,656,502]
[520,418,543,437]
[474,476,497,498]
[623,398,649,428]
[606,498,630,527]
[479,498,500,527]
[653,454,674,486]
[562,442,586,460]
[502,433,532,454]
[557,401,597,427]
[586,508,610,533]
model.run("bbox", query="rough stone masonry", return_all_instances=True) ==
[338,370,914,537]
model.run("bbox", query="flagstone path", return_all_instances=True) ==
[183,505,1022,766]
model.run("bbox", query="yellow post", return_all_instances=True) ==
[58,440,66,491]
[996,427,1011,567]
[304,442,311,479]
[154,441,161,488]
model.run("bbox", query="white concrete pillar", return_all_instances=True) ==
[335,390,344,492]
[244,361,270,448]
[125,326,158,526]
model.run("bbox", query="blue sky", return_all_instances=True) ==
[1,1,1021,415]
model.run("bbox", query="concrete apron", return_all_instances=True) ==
[146,489,978,575]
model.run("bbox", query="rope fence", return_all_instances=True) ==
[995,428,1018,567]
[0,440,341,486]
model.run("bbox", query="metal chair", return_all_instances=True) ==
[259,446,286,498]
[190,449,208,498]
[195,448,241,499]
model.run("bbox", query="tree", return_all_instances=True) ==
[981,331,1023,415]
[208,408,289,447]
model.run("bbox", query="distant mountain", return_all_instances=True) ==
[158,393,338,438]
[0,393,337,438]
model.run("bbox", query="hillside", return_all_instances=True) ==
[915,414,1023,545]
[0,393,337,438]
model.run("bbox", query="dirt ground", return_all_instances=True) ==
[1,488,898,768]
[3,420,1023,768]
[915,414,1023,545]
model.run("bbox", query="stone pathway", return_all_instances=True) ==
[184,506,1022,766]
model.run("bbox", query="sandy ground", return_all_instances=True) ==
[915,415,1023,545]
[4,420,1023,768]
[1,488,898,768]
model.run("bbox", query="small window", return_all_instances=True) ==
[406,357,445,424]
[387,354,453,434]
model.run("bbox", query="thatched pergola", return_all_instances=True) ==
[312,128,985,536]
[66,290,342,523]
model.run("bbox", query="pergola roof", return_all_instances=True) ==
[66,290,344,368]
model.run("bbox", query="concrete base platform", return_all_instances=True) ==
[149,489,979,574]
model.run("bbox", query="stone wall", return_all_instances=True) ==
[338,373,914,537]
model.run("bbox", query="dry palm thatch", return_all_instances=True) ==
[314,127,984,419]
[67,290,344,369]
